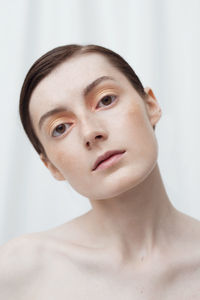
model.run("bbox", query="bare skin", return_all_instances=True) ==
[1,53,200,299]
[1,202,200,299]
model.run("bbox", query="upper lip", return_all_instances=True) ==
[92,150,126,171]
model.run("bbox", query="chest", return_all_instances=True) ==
[28,258,200,300]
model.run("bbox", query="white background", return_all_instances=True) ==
[1,0,200,245]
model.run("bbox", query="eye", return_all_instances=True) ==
[51,123,71,137]
[96,94,117,108]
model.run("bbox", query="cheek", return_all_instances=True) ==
[115,101,158,163]
[113,101,151,141]
[47,146,91,189]
[128,109,157,155]
[126,100,153,137]
[55,150,92,196]
[125,100,148,126]
[53,150,81,174]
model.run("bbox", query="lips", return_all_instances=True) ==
[92,150,126,171]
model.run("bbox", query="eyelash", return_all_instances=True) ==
[51,94,117,137]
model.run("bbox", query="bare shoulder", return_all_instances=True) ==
[177,210,200,242]
[166,210,200,276]
[0,222,89,299]
[0,233,40,272]
[0,215,91,282]
[0,225,76,275]
[173,210,200,259]
[0,233,49,298]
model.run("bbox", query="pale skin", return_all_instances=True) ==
[0,53,200,299]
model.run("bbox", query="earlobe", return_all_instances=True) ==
[39,154,65,181]
[143,87,162,128]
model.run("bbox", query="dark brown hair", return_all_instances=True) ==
[19,44,148,157]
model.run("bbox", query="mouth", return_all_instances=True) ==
[92,150,126,171]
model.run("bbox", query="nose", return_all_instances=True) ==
[85,131,107,149]
[80,116,108,149]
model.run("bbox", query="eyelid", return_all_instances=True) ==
[48,118,72,138]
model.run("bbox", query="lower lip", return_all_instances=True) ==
[94,152,125,171]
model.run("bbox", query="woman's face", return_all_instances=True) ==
[29,53,161,200]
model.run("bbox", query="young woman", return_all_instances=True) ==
[1,44,200,299]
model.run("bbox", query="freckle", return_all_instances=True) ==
[140,256,144,262]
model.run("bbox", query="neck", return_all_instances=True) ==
[88,163,177,262]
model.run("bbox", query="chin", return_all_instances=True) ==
[86,158,158,201]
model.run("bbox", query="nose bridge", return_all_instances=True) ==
[78,110,107,147]
[80,111,102,134]
[81,110,99,128]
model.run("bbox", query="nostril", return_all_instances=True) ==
[95,135,103,139]
[86,134,104,148]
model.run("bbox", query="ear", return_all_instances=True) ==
[143,87,162,129]
[40,154,65,181]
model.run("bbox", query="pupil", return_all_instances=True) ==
[103,96,112,105]
[57,124,65,133]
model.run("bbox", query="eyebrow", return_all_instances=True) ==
[38,75,116,130]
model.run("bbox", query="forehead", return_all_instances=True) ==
[31,53,126,99]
